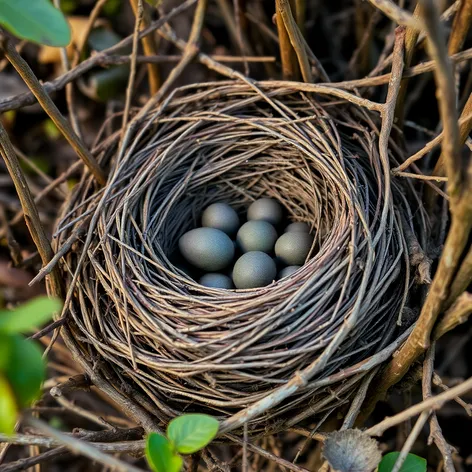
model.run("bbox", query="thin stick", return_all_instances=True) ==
[448,0,472,55]
[361,0,469,419]
[0,122,62,298]
[433,292,472,340]
[394,3,423,127]
[276,0,299,80]
[129,0,161,95]
[366,375,472,436]
[276,0,312,82]
[27,418,144,472]
[392,411,430,472]
[123,0,144,132]
[423,345,456,472]
[53,0,82,139]
[365,0,423,30]
[1,38,106,186]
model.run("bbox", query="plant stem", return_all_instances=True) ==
[276,0,299,80]
[129,0,161,95]
[0,122,63,299]
[0,37,106,185]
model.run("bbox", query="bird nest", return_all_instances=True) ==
[55,81,424,436]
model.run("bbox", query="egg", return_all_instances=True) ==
[275,232,314,265]
[232,251,277,289]
[247,198,283,226]
[199,273,234,289]
[285,222,310,233]
[201,203,240,237]
[278,265,300,279]
[236,220,278,254]
[179,228,234,271]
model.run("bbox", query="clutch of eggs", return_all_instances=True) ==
[177,199,314,289]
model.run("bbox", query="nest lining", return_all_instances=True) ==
[56,81,423,434]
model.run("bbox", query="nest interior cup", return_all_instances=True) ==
[56,82,424,435]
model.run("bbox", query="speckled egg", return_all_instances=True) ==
[232,251,277,289]
[179,227,234,271]
[275,232,314,266]
[202,203,240,237]
[199,273,234,289]
[236,220,278,254]
[247,198,283,226]
[285,222,310,233]
[278,265,300,279]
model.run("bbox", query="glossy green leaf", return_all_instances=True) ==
[146,433,183,472]
[0,0,71,46]
[0,297,61,334]
[6,335,45,408]
[0,374,17,436]
[167,414,219,454]
[378,452,427,472]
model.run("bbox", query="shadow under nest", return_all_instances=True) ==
[54,81,427,437]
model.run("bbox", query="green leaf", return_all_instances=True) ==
[0,334,12,371]
[378,452,427,472]
[6,335,46,408]
[0,374,18,436]
[167,414,219,454]
[146,433,183,472]
[0,297,61,334]
[0,0,71,46]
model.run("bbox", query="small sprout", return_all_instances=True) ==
[145,414,219,472]
[322,429,382,472]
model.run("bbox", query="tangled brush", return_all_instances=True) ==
[55,81,427,435]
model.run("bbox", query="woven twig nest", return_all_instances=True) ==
[56,81,425,435]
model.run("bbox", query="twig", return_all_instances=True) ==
[53,0,82,139]
[0,37,106,186]
[394,171,448,182]
[29,318,66,340]
[276,0,299,80]
[0,447,68,472]
[129,0,161,95]
[393,104,472,172]
[276,0,312,82]
[26,418,144,472]
[366,375,472,436]
[445,246,472,309]
[392,411,430,472]
[123,0,144,132]
[433,292,472,340]
[49,374,91,397]
[365,0,423,30]
[361,0,470,419]
[394,3,423,127]
[0,122,62,298]
[433,373,472,416]
[448,0,472,55]
[423,344,456,472]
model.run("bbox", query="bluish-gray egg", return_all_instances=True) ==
[236,220,277,254]
[232,251,277,289]
[247,198,283,226]
[202,203,240,237]
[278,265,300,279]
[284,222,310,233]
[179,228,234,271]
[275,232,314,265]
[199,273,234,289]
